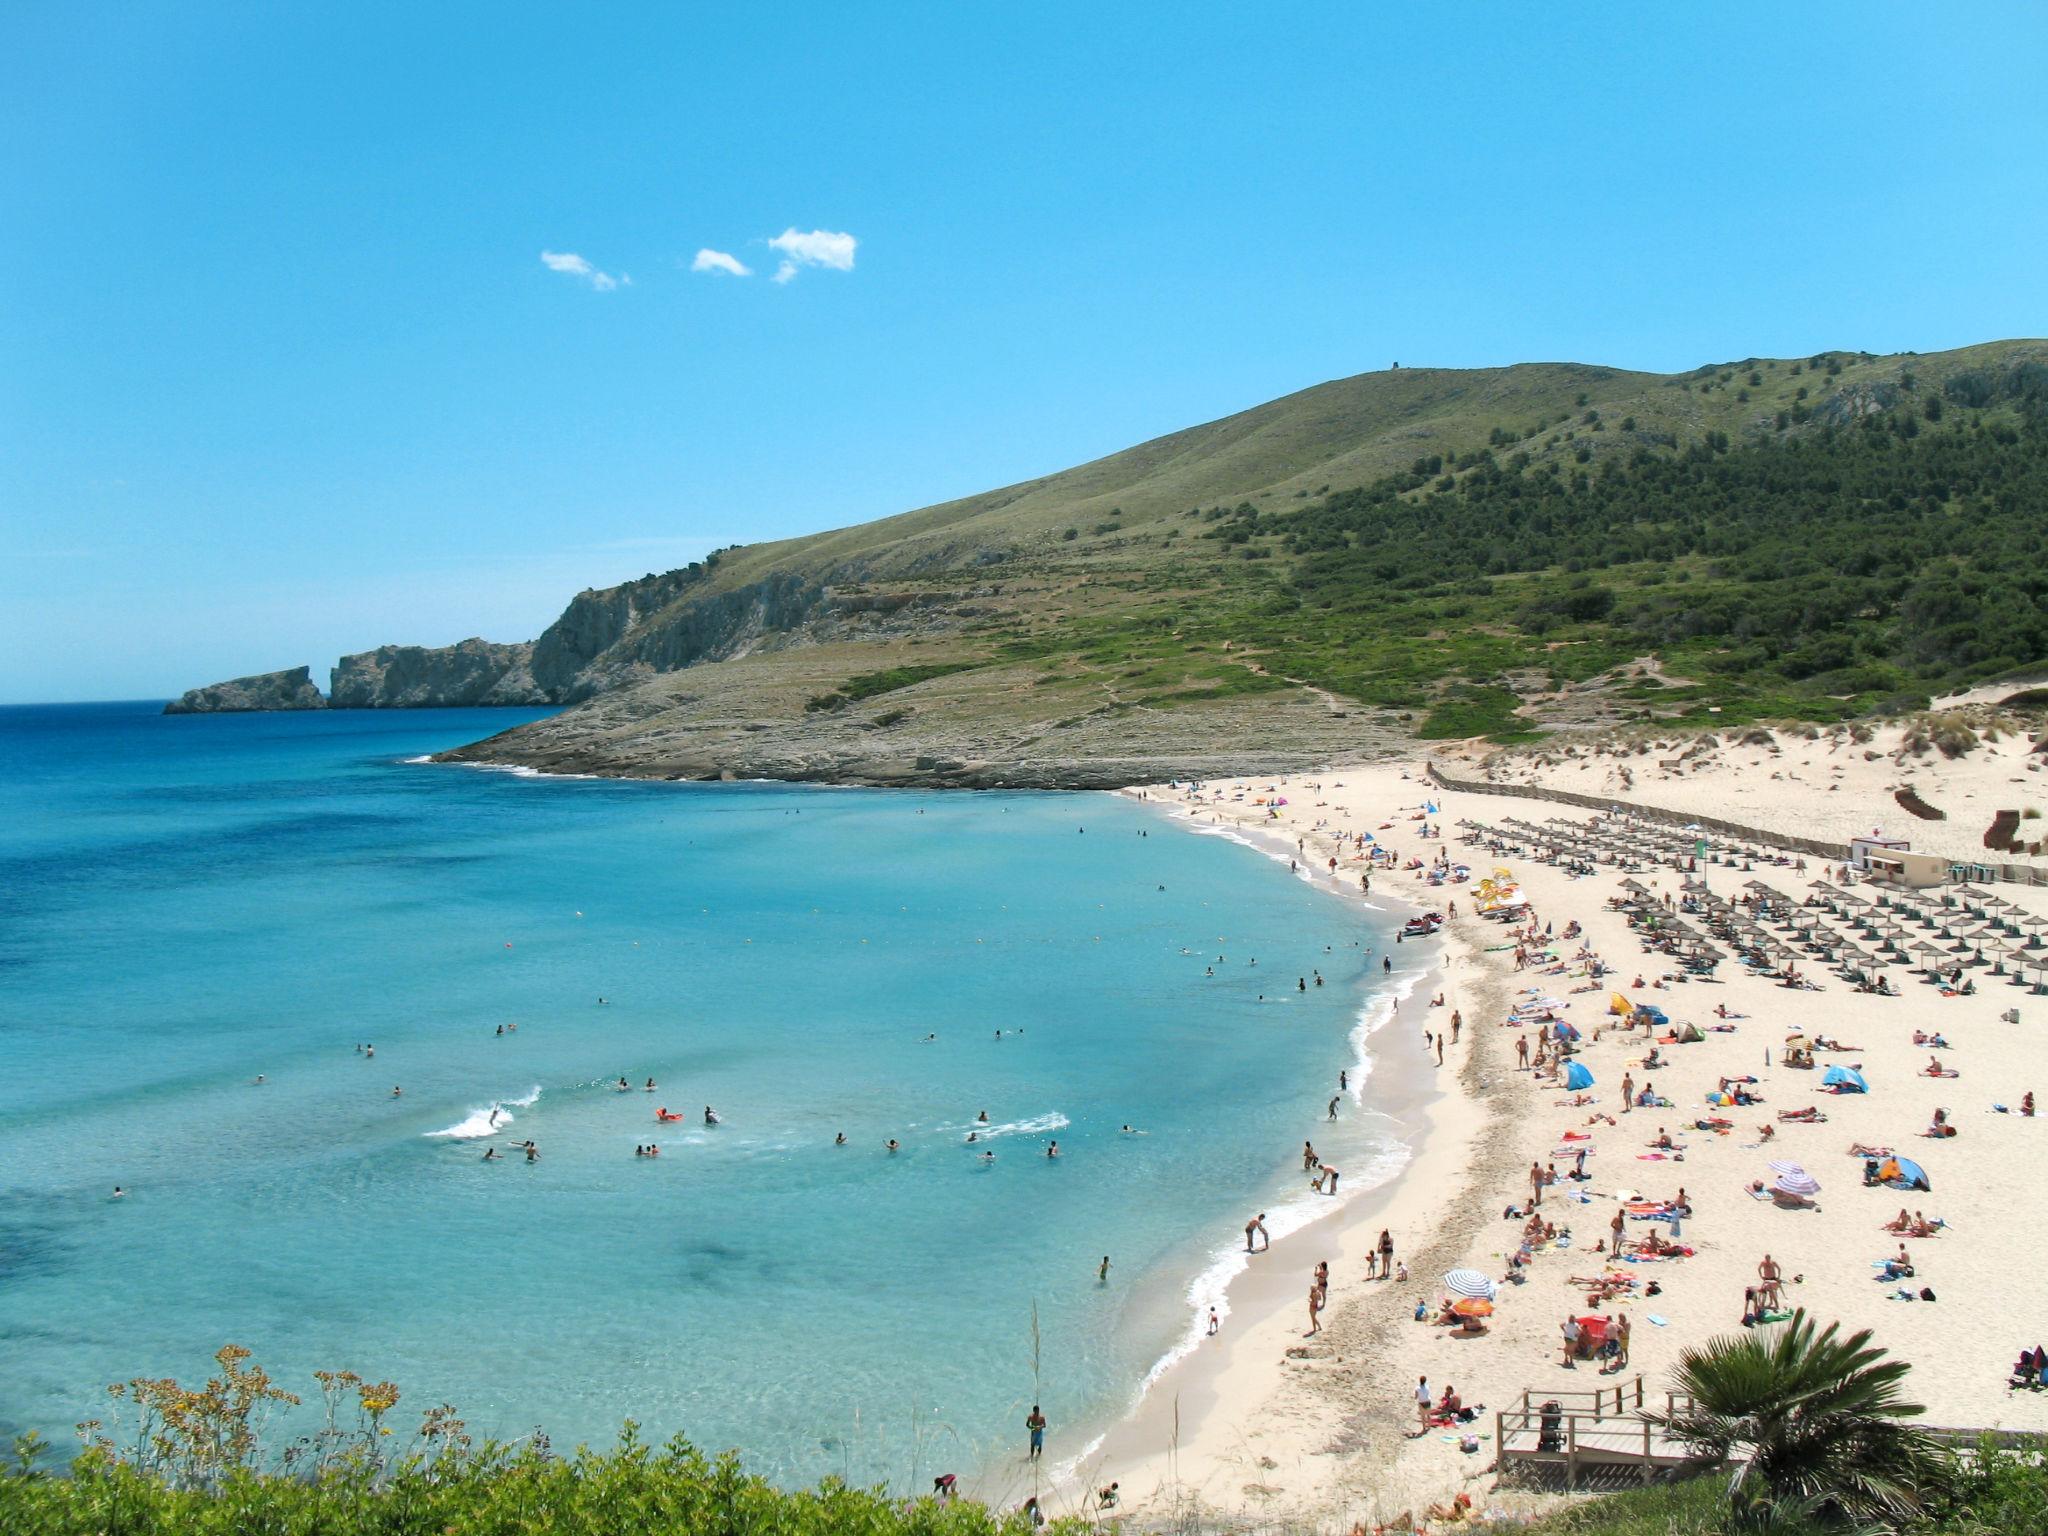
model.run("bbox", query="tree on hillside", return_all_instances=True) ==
[1651,1311,1945,1529]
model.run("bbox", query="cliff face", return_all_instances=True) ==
[318,568,837,708]
[330,639,544,708]
[164,666,328,714]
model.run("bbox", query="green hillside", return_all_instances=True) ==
[438,340,2048,782]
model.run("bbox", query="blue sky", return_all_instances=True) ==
[4,3,2044,702]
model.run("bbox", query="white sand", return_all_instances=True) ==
[1057,751,2048,1530]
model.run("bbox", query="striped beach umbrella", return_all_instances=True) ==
[1768,1162,1821,1197]
[1442,1268,1497,1300]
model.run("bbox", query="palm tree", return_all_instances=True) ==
[1650,1310,1946,1528]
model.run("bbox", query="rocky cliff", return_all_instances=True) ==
[330,639,544,708]
[164,666,329,714]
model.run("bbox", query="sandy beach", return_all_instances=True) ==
[1064,728,2048,1529]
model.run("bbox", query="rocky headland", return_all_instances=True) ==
[163,666,328,715]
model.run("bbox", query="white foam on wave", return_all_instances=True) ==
[424,1085,541,1139]
[453,760,604,782]
[937,1111,1069,1140]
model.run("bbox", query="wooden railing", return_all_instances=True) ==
[1495,1376,1707,1489]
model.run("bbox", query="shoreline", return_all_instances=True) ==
[1033,785,1489,1525]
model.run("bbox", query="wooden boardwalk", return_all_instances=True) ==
[1494,1381,2047,1489]
[1494,1377,1702,1488]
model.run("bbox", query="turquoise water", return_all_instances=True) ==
[0,702,1418,1490]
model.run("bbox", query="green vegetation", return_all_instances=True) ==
[4,1335,2046,1534]
[1651,1311,1942,1528]
[1184,366,2048,728]
[0,1346,1070,1535]
[806,661,983,712]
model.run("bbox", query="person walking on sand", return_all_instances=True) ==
[1517,1035,1530,1069]
[1306,1283,1322,1335]
[1621,1072,1635,1113]
[1414,1375,1431,1435]
[1378,1228,1395,1275]
[1246,1213,1270,1252]
[1025,1405,1047,1459]
[1207,1307,1219,1336]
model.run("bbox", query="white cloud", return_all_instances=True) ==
[691,248,752,277]
[540,250,624,291]
[766,227,856,278]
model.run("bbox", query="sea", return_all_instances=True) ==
[0,701,1425,1492]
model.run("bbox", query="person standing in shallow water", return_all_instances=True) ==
[1025,1405,1047,1459]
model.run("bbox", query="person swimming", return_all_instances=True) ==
[886,1138,900,1152]
[645,1078,656,1091]
[482,1147,499,1161]
[834,1131,847,1145]
[977,1110,989,1123]
[1045,1140,1060,1159]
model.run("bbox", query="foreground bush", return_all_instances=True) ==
[1,1437,1067,1536]
[0,1347,1068,1536]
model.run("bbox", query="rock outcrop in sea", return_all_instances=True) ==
[163,666,328,715]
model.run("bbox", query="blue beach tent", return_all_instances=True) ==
[1821,1065,1869,1093]
[1564,1061,1595,1091]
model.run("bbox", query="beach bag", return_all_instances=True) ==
[1920,1287,1936,1302]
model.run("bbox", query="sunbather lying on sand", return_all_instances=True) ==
[1778,1107,1827,1122]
